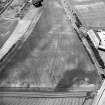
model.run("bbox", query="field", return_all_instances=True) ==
[0,0,99,91]
[70,0,105,28]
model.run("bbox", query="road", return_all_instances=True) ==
[0,0,99,91]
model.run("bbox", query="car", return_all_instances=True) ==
[97,30,105,50]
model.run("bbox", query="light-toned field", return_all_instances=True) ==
[71,0,105,28]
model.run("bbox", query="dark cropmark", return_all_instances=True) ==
[55,67,98,92]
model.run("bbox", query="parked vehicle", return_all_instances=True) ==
[32,0,43,7]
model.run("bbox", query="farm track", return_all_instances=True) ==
[0,91,87,98]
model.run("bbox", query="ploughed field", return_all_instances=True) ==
[0,0,99,91]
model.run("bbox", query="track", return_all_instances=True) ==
[0,91,87,98]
